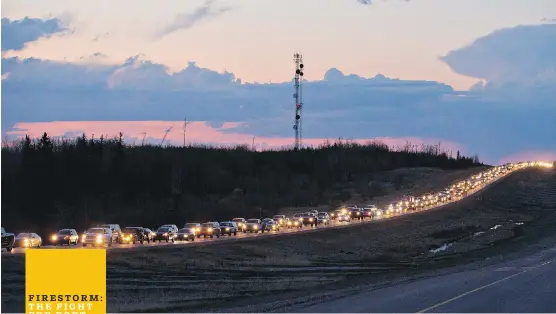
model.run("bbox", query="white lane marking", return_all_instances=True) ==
[416,259,555,313]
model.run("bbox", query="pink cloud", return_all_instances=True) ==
[498,151,556,164]
[5,120,464,153]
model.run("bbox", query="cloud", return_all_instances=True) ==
[440,24,556,89]
[1,17,69,51]
[2,22,555,164]
[153,0,233,39]
[79,52,108,60]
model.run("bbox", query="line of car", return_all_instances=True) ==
[1,161,552,252]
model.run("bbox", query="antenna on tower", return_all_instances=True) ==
[161,126,174,147]
[292,53,304,151]
[183,117,189,147]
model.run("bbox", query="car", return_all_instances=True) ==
[176,228,195,241]
[159,224,179,233]
[292,213,304,221]
[338,214,351,222]
[262,220,280,232]
[51,229,79,246]
[121,227,150,244]
[232,218,247,232]
[153,226,177,242]
[198,222,221,238]
[361,206,377,219]
[183,223,202,235]
[82,228,113,247]
[245,219,262,233]
[316,212,330,225]
[1,227,16,252]
[301,214,316,227]
[349,208,363,221]
[96,224,122,243]
[144,228,156,241]
[286,217,303,229]
[219,222,238,236]
[14,232,42,248]
[309,209,319,216]
[273,215,287,226]
[330,209,343,220]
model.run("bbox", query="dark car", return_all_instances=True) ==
[51,229,79,246]
[121,227,150,244]
[1,227,15,252]
[176,228,195,241]
[301,214,316,227]
[262,218,274,226]
[273,215,287,226]
[232,218,247,232]
[219,222,238,236]
[198,222,221,238]
[286,217,302,229]
[349,208,363,221]
[262,220,280,232]
[153,226,176,243]
[183,223,202,235]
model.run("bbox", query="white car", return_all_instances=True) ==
[338,214,351,222]
[245,219,262,233]
[316,212,330,225]
[82,228,113,247]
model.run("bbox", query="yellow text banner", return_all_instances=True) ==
[26,249,106,314]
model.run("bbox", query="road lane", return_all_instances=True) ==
[0,167,515,255]
[294,246,556,313]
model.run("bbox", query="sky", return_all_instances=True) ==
[1,0,556,164]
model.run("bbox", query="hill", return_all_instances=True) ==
[1,132,481,236]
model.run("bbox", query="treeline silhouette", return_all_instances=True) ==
[1,132,482,236]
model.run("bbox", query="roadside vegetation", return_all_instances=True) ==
[2,167,554,313]
[1,132,481,236]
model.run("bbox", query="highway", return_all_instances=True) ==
[295,244,556,313]
[1,164,520,256]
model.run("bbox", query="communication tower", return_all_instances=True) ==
[293,53,304,151]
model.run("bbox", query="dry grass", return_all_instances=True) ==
[3,167,555,313]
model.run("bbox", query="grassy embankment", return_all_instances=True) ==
[5,167,554,313]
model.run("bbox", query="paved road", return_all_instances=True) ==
[1,168,513,256]
[296,245,556,313]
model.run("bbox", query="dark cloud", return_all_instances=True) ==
[153,0,233,39]
[440,24,556,89]
[1,17,68,51]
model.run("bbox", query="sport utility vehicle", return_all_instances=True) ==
[96,224,122,243]
[198,222,221,238]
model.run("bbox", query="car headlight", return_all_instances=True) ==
[51,235,57,241]
[163,232,168,236]
[253,225,258,229]
[357,212,360,215]
[309,218,314,222]
[225,227,230,231]
[96,235,103,243]
[24,239,29,246]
